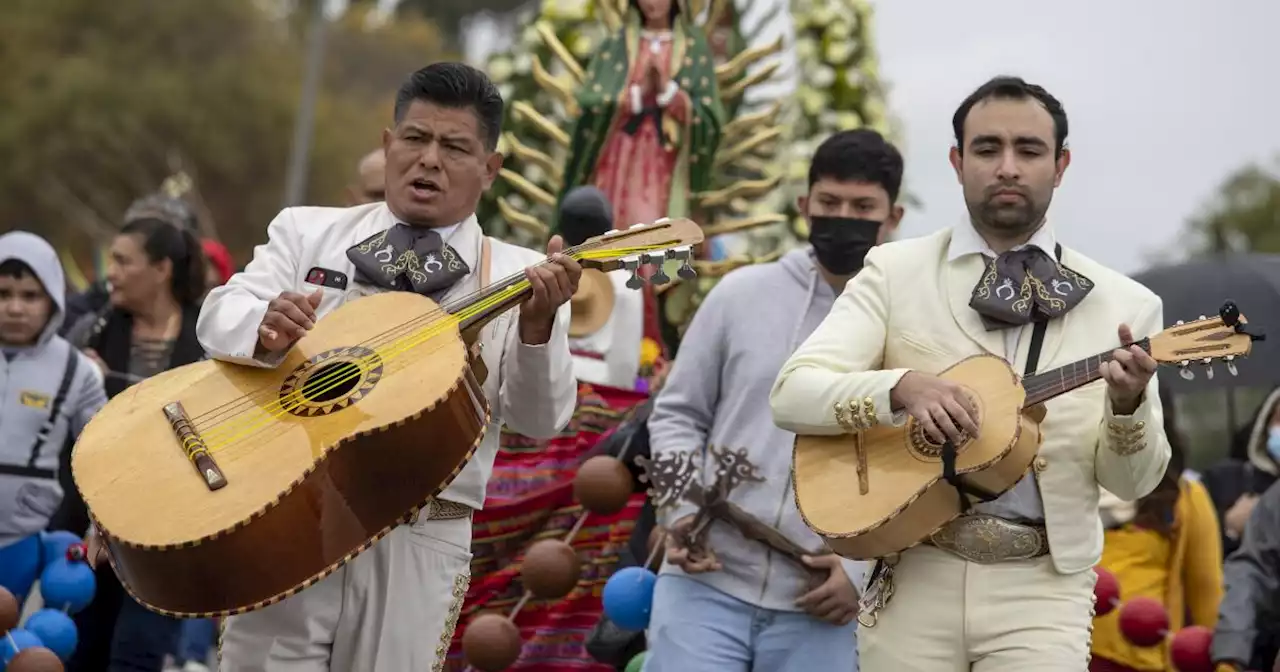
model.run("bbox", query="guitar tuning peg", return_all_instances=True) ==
[1178,360,1195,380]
[677,259,697,280]
[629,222,645,230]
[1226,354,1239,377]
[652,264,671,284]
[1175,320,1185,326]
[1203,358,1215,380]
[1198,315,1207,321]
[623,257,644,290]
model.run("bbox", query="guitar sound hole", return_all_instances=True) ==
[301,362,363,403]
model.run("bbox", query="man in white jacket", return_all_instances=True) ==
[197,62,579,672]
[770,76,1170,671]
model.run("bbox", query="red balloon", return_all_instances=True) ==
[1093,566,1121,616]
[1169,625,1214,672]
[1118,597,1169,647]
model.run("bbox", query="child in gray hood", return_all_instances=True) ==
[0,231,107,603]
[644,130,905,672]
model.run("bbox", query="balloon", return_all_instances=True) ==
[1093,566,1121,616]
[1118,597,1169,648]
[602,567,657,631]
[1169,625,1214,672]
[21,611,76,662]
[624,651,647,672]
[6,646,63,671]
[0,628,45,666]
[0,588,18,636]
[460,613,521,672]
[37,534,81,570]
[38,559,95,615]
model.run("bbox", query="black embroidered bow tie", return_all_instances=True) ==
[968,247,1093,331]
[345,224,469,299]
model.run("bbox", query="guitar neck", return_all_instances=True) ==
[448,272,533,335]
[1021,338,1151,407]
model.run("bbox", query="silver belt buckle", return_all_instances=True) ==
[928,514,1046,564]
[857,556,898,628]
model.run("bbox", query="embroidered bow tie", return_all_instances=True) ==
[345,224,469,299]
[968,247,1093,331]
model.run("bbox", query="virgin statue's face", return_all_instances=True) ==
[636,0,673,24]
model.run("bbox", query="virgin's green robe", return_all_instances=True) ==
[553,14,725,229]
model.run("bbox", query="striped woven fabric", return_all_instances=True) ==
[444,383,648,671]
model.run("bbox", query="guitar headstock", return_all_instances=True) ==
[1148,301,1266,381]
[571,218,706,289]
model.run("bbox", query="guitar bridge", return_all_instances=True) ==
[162,402,228,491]
[854,434,869,495]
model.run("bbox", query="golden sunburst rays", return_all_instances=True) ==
[490,0,790,259]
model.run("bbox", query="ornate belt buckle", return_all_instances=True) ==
[930,515,1042,564]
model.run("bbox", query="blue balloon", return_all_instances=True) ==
[39,557,96,614]
[602,566,657,631]
[23,608,78,661]
[0,628,44,668]
[40,531,83,568]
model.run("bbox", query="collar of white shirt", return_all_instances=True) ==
[946,220,1058,262]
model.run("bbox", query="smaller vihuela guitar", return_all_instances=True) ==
[71,218,704,618]
[793,301,1264,560]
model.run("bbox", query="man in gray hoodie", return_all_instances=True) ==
[0,231,107,603]
[643,129,905,671]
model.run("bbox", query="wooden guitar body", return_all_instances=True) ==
[792,354,1043,560]
[71,292,489,617]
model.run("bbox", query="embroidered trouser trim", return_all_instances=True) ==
[216,516,474,672]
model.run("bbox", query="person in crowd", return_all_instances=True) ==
[67,217,208,672]
[643,129,905,671]
[1090,381,1223,672]
[1212,478,1280,672]
[346,148,387,205]
[198,62,577,671]
[0,231,107,603]
[1202,387,1280,557]
[201,238,234,295]
[770,76,1170,671]
[61,193,201,347]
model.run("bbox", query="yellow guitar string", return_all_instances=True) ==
[198,245,666,454]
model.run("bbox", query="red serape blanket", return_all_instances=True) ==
[444,383,648,671]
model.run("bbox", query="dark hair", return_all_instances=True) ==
[628,0,680,25]
[952,76,1068,158]
[0,258,37,281]
[1135,380,1187,536]
[394,62,504,152]
[118,218,206,306]
[807,129,904,203]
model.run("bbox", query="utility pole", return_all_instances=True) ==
[282,0,333,208]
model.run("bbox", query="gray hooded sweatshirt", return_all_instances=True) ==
[0,231,107,546]
[648,248,867,612]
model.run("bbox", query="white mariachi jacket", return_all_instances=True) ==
[196,202,577,510]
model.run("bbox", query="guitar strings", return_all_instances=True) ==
[189,233,632,424]
[195,244,668,454]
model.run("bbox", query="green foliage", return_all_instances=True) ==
[1185,157,1280,255]
[0,0,447,271]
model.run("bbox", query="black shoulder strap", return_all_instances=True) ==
[1021,243,1062,377]
[27,346,80,468]
[942,242,1064,512]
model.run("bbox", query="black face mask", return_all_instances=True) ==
[807,216,882,275]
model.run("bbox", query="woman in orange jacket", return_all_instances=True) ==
[1090,383,1224,672]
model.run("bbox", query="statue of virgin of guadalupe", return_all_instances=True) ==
[557,0,724,228]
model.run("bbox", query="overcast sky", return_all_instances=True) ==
[869,0,1280,273]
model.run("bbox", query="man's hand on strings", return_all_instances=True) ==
[258,289,323,353]
[889,371,981,445]
[1100,323,1157,415]
[519,234,581,345]
[795,554,860,625]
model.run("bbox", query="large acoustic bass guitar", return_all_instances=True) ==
[71,218,704,617]
[793,301,1264,560]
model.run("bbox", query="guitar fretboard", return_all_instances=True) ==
[1022,338,1152,407]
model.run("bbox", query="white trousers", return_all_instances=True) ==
[859,545,1095,672]
[218,515,473,672]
